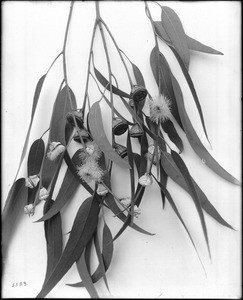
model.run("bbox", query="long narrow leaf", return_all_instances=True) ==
[170,72,240,186]
[160,152,234,229]
[36,194,100,298]
[171,150,211,259]
[161,6,190,69]
[169,45,211,146]
[2,178,28,261]
[161,119,183,153]
[94,67,131,98]
[154,21,223,55]
[150,47,183,129]
[43,199,63,285]
[15,75,46,180]
[76,252,100,298]
[88,101,130,169]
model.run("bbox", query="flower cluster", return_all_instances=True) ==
[149,94,171,124]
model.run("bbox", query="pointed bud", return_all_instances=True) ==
[96,183,109,197]
[120,197,131,207]
[47,142,65,161]
[39,187,49,201]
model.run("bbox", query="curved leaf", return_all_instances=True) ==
[170,72,240,186]
[36,167,79,222]
[36,194,100,298]
[150,47,183,129]
[161,6,190,69]
[169,46,211,146]
[88,101,130,169]
[15,75,46,180]
[50,85,77,145]
[154,176,205,272]
[67,222,114,287]
[94,66,131,98]
[43,199,63,285]
[161,119,183,153]
[76,252,99,298]
[160,152,234,229]
[27,138,45,176]
[171,150,211,259]
[2,178,28,260]
[154,21,223,55]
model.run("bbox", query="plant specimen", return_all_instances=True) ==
[2,2,241,298]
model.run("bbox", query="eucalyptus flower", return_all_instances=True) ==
[138,173,153,186]
[25,174,40,189]
[149,94,171,124]
[77,157,104,184]
[39,187,49,201]
[47,141,65,161]
[24,204,35,217]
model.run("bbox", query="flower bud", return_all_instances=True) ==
[73,129,91,143]
[138,173,153,186]
[39,187,49,201]
[24,204,35,216]
[120,197,131,207]
[146,144,161,165]
[47,142,65,161]
[25,175,40,189]
[133,205,141,218]
[114,143,127,158]
[96,183,109,197]
[66,109,84,128]
[112,118,128,136]
[130,85,148,102]
[129,123,143,138]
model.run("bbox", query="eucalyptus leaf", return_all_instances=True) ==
[2,178,28,261]
[43,199,63,285]
[36,194,100,298]
[160,152,234,229]
[170,72,240,186]
[88,101,130,169]
[76,252,100,298]
[15,75,46,180]
[171,150,211,259]
[36,166,79,222]
[161,119,183,153]
[150,47,183,129]
[27,138,45,176]
[154,21,223,55]
[94,66,131,98]
[169,45,211,146]
[161,6,190,69]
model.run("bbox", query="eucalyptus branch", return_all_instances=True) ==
[96,1,115,145]
[99,18,133,87]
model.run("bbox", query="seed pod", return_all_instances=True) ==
[112,118,128,136]
[129,123,143,138]
[66,109,84,128]
[73,129,91,143]
[114,143,127,158]
[130,85,148,102]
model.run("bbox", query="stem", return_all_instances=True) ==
[82,21,98,113]
[145,1,161,95]
[99,18,133,87]
[96,1,115,145]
